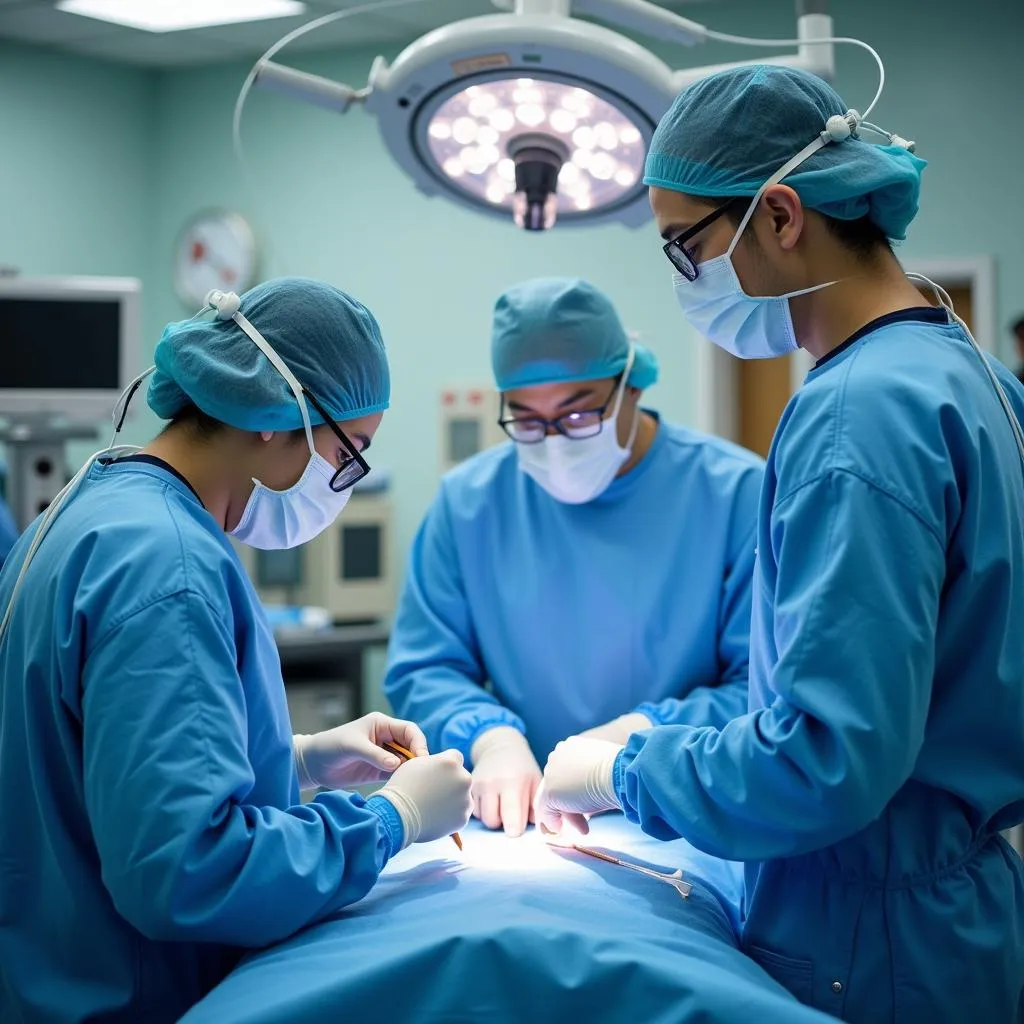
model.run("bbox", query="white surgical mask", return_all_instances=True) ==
[516,347,639,505]
[672,126,847,360]
[229,450,352,550]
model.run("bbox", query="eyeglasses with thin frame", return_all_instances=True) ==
[301,389,370,492]
[662,198,746,281]
[498,378,622,444]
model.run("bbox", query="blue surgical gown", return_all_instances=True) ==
[0,494,17,569]
[385,417,764,764]
[0,458,403,1024]
[615,314,1024,1023]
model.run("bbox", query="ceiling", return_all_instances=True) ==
[0,0,713,69]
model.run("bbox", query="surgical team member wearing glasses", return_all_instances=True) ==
[386,277,763,837]
[536,67,1024,1022]
[0,278,472,1024]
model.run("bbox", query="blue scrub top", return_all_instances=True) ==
[0,494,17,569]
[616,313,1024,1022]
[0,459,400,1023]
[385,416,764,764]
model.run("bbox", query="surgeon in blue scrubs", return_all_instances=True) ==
[536,68,1024,1023]
[386,277,763,837]
[0,279,473,1024]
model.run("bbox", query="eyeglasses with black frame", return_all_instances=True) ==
[498,378,621,444]
[301,389,370,492]
[662,197,746,281]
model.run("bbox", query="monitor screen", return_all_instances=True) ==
[1,298,121,390]
[341,524,381,581]
[257,548,303,588]
[448,417,482,463]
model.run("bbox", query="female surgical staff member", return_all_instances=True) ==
[536,68,1024,1022]
[0,278,472,1024]
[386,278,763,838]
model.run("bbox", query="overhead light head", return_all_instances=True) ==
[422,77,646,231]
[360,13,674,231]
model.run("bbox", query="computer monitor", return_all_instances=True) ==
[257,548,304,590]
[0,276,141,422]
[302,493,394,624]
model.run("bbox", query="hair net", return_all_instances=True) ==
[643,65,926,241]
[148,277,390,431]
[491,278,659,392]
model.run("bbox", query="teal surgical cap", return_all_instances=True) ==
[491,278,659,392]
[148,277,390,431]
[644,65,926,241]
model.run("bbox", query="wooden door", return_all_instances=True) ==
[737,354,797,458]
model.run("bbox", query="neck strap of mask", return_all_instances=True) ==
[726,134,830,259]
[611,343,637,418]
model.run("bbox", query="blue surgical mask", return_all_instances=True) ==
[672,256,831,360]
[672,134,837,360]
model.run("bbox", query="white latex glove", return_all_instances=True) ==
[578,711,653,746]
[469,726,542,838]
[293,712,429,791]
[534,736,624,836]
[375,750,473,849]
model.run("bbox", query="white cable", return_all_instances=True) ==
[702,31,885,122]
[232,0,435,159]
[231,0,434,273]
[0,444,141,644]
[906,273,1024,469]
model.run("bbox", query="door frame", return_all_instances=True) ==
[695,254,998,440]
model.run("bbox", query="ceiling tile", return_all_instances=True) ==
[188,13,321,51]
[380,0,494,30]
[66,29,230,66]
[198,11,403,55]
[281,14,420,51]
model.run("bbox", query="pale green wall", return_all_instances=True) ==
[3,0,1023,636]
[0,42,156,284]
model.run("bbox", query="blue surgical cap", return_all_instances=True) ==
[148,277,390,431]
[491,278,659,392]
[644,65,926,241]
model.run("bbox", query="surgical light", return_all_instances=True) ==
[421,77,646,227]
[241,0,842,231]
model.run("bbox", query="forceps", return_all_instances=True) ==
[572,845,693,900]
